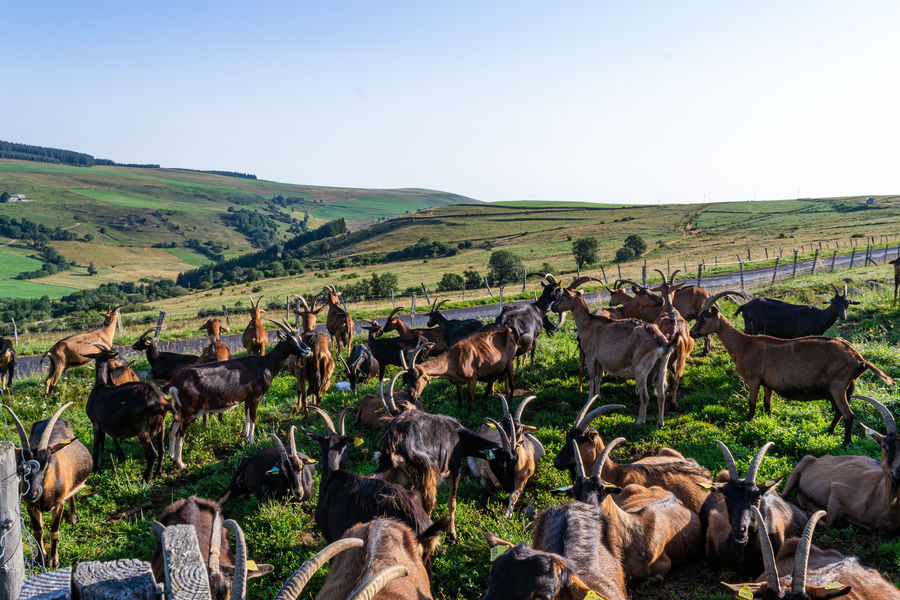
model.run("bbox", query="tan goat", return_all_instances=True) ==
[323,285,354,356]
[381,307,447,352]
[41,305,122,395]
[241,296,268,356]
[650,269,695,409]
[287,295,334,414]
[354,373,419,430]
[198,318,232,364]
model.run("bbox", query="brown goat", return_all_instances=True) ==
[107,356,141,385]
[782,395,900,531]
[650,269,695,408]
[892,256,900,306]
[381,307,448,353]
[41,305,122,395]
[354,373,419,430]
[690,290,894,444]
[198,318,232,364]
[288,295,334,414]
[323,285,354,356]
[241,296,268,356]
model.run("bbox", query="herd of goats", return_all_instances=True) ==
[0,271,898,599]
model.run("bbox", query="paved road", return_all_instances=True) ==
[12,244,897,380]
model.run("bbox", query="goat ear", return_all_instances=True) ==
[522,425,538,433]
[698,481,725,493]
[602,483,623,494]
[720,582,767,597]
[862,424,885,444]
[758,474,785,495]
[807,583,852,599]
[277,331,285,341]
[551,485,574,496]
[302,457,318,465]
[484,531,514,549]
[246,562,274,578]
[49,438,77,453]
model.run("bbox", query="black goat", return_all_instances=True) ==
[375,409,510,541]
[219,426,316,504]
[84,343,171,481]
[132,328,199,381]
[359,319,427,380]
[0,336,15,393]
[166,320,311,469]
[735,283,857,338]
[339,343,379,392]
[495,273,563,372]
[426,299,484,346]
[302,407,435,543]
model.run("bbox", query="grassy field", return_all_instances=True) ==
[3,265,899,598]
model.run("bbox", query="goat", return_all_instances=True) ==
[288,295,334,414]
[323,284,354,355]
[495,273,564,373]
[782,395,900,531]
[375,408,509,541]
[167,320,311,469]
[467,395,545,517]
[316,518,447,600]
[892,256,900,306]
[381,306,448,353]
[650,269,695,408]
[425,298,483,346]
[151,496,273,599]
[2,403,91,568]
[552,395,712,513]
[0,336,15,393]
[608,278,664,321]
[132,328,199,380]
[722,507,900,599]
[703,441,807,576]
[241,296,268,356]
[303,407,436,543]
[689,290,894,444]
[41,305,122,395]
[198,318,232,364]
[106,355,140,385]
[354,373,419,430]
[340,344,379,392]
[735,283,858,338]
[219,426,316,504]
[400,326,518,411]
[84,342,170,481]
[552,276,677,427]
[360,319,427,381]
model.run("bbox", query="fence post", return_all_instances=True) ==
[667,258,670,276]
[771,257,779,285]
[849,247,856,269]
[293,297,301,329]
[391,289,395,309]
[0,442,24,600]
[599,265,607,284]
[522,267,527,293]
[116,310,124,337]
[792,250,799,277]
[765,247,769,259]
[811,249,819,274]
[483,277,494,298]
[420,283,430,305]
[221,305,230,326]
[155,311,166,341]
[161,525,213,600]
[715,256,718,267]
[696,264,703,288]
[641,261,647,286]
[285,296,290,321]
[830,250,837,272]
[10,319,16,347]
[616,264,622,280]
[739,261,744,290]
[499,285,504,310]
[884,244,890,263]
[747,248,751,261]
[411,293,416,327]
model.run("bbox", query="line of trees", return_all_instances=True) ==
[0,215,78,246]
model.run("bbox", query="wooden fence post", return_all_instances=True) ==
[771,257,779,285]
[616,264,622,280]
[483,277,494,298]
[161,525,213,600]
[641,261,647,286]
[792,250,799,277]
[522,267,527,293]
[830,250,837,272]
[765,247,769,259]
[599,265,607,284]
[0,442,24,600]
[811,249,819,274]
[221,305,230,326]
[410,293,416,327]
[10,319,16,347]
[154,311,166,341]
[420,283,430,305]
[294,297,302,329]
[747,248,751,261]
[849,247,856,269]
[739,261,744,290]
[696,264,703,288]
[499,285,504,309]
[116,310,124,337]
[391,289,395,309]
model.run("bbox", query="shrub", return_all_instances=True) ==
[488,250,523,285]
[437,272,465,292]
[614,246,635,263]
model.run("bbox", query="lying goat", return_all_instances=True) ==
[354,373,418,430]
[782,395,900,531]
[132,328,199,380]
[735,283,857,338]
[3,403,91,568]
[690,290,894,444]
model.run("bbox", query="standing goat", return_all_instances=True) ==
[892,256,900,306]
[241,296,268,356]
[288,295,334,414]
[133,328,199,380]
[690,290,894,444]
[782,395,900,531]
[495,273,564,373]
[735,283,857,338]
[381,307,448,353]
[3,402,92,567]
[340,344,379,392]
[468,395,544,517]
[360,319,427,381]
[323,285,354,355]
[426,299,483,345]
[41,305,121,395]
[650,269,695,408]
[167,320,311,469]
[198,318,232,364]
[106,354,141,385]
[0,336,15,393]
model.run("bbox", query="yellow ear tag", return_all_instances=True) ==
[354,438,364,446]
[584,592,605,600]
[825,582,844,590]
[486,422,497,430]
[698,482,714,492]
[763,480,776,488]
[59,438,74,446]
[737,585,754,600]
[305,458,317,465]
[246,559,258,572]
[489,545,509,562]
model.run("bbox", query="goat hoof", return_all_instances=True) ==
[68,513,79,525]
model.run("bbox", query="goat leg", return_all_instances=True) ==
[747,382,760,420]
[47,503,64,568]
[763,386,774,414]
[447,470,460,543]
[138,431,157,482]
[67,496,79,524]
[92,427,105,473]
[28,504,46,567]
[113,438,126,463]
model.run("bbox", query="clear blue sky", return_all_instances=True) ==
[3,1,900,204]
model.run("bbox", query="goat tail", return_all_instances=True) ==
[734,304,745,315]
[39,351,50,366]
[863,361,894,385]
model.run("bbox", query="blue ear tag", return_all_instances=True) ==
[484,449,495,460]
[266,465,280,475]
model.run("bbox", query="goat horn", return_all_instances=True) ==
[574,395,600,429]
[386,307,404,321]
[2,405,30,452]
[745,441,774,483]
[380,377,392,414]
[843,283,848,296]
[399,348,409,370]
[486,418,511,453]
[751,506,780,592]
[208,510,223,576]
[39,402,73,452]
[573,440,587,478]
[855,395,897,435]
[700,290,749,313]
[225,519,247,600]
[410,342,434,369]
[338,408,352,436]
[829,283,840,297]
[347,565,409,600]
[498,395,512,425]
[151,521,166,542]
[289,425,299,459]
[513,395,537,426]
[267,319,295,336]
[296,295,311,311]
[615,278,645,290]
[715,440,740,481]
[273,538,364,600]
[248,296,255,309]
[592,436,625,478]
[433,299,450,312]
[270,433,290,464]
[669,270,680,283]
[791,510,827,594]
[568,276,604,290]
[542,273,558,285]
[138,328,156,339]
[653,269,668,283]
[308,406,337,434]
[338,353,350,375]
[387,373,402,414]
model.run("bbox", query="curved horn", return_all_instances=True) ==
[432,299,449,313]
[399,348,409,370]
[568,276,604,290]
[208,510,223,576]
[267,319,294,336]
[347,565,409,600]
[653,269,668,283]
[581,404,626,430]
[308,406,337,434]
[751,506,780,592]
[386,307,404,322]
[224,519,247,600]
[273,538,364,600]
[791,510,827,594]
[669,269,680,283]
[573,440,587,478]
[592,437,625,478]
[410,342,434,369]
[288,425,299,459]
[843,283,848,297]
[715,440,739,481]
[2,405,30,451]
[151,521,166,542]
[269,433,290,464]
[387,373,403,413]
[613,278,645,290]
[746,441,774,483]
[855,395,897,435]
[574,395,600,430]
[256,296,264,308]
[700,290,749,313]
[338,353,350,375]
[498,395,512,425]
[486,418,511,453]
[138,328,156,340]
[829,283,840,297]
[513,395,537,426]
[39,402,73,452]
[338,408,351,436]
[542,273,558,285]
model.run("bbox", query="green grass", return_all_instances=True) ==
[3,266,899,598]
[0,249,44,278]
[0,279,75,298]
[163,247,210,267]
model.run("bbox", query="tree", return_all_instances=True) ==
[488,250,523,286]
[83,233,94,242]
[463,268,482,289]
[437,272,464,292]
[623,234,647,256]
[571,237,599,272]
[614,246,635,263]
[0,192,9,203]
[87,262,97,275]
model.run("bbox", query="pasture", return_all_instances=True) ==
[2,264,898,598]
